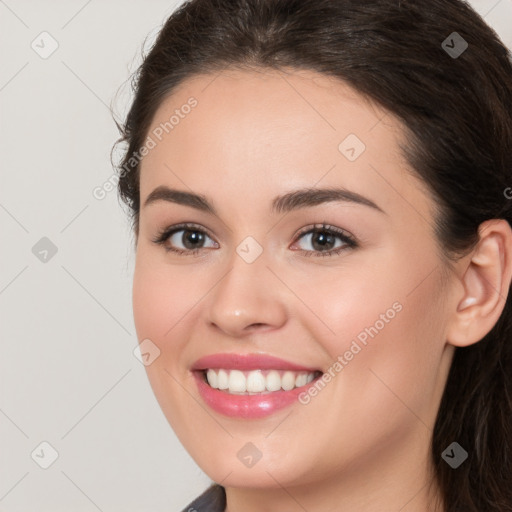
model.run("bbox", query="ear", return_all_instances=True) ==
[446,219,512,347]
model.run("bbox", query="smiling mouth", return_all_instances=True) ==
[200,368,323,395]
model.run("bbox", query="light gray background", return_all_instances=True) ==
[1,1,511,510]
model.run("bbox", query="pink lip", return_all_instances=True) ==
[191,353,322,419]
[191,353,320,372]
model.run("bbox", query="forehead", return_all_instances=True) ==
[142,67,398,161]
[138,67,428,220]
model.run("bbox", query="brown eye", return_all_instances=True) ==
[153,223,218,255]
[292,224,357,257]
[176,229,206,249]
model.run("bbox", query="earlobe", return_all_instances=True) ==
[447,219,512,348]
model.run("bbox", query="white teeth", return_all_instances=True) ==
[206,369,218,389]
[281,371,296,391]
[246,370,266,392]
[266,370,281,392]
[204,369,318,394]
[295,373,308,387]
[217,369,229,390]
[228,370,246,393]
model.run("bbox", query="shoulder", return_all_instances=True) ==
[179,484,226,512]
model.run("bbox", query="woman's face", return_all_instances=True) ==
[133,68,458,494]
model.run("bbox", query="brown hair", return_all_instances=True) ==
[113,1,512,509]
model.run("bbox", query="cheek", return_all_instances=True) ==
[131,249,205,433]
[308,250,446,418]
[131,247,203,413]
[132,270,169,344]
[132,248,201,342]
[343,276,445,427]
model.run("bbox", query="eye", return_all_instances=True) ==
[291,223,357,257]
[152,222,357,258]
[152,223,218,256]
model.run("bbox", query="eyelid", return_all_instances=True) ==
[293,223,356,243]
[153,222,217,244]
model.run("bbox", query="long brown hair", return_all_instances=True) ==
[113,1,512,509]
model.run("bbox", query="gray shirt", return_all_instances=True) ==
[180,484,226,512]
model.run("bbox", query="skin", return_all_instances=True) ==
[132,67,512,512]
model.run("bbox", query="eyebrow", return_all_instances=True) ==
[143,185,385,215]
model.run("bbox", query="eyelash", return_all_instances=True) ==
[151,222,358,258]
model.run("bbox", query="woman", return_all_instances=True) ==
[113,0,512,510]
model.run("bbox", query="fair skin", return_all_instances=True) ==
[132,67,512,512]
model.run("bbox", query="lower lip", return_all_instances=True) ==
[193,371,319,419]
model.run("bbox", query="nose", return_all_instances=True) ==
[206,249,288,338]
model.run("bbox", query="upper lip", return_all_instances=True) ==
[191,353,321,372]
